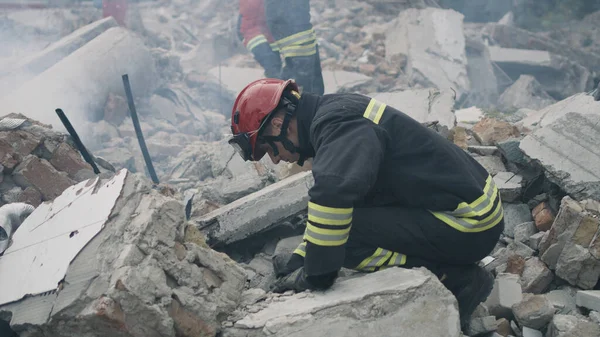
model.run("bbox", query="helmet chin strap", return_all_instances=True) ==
[260,93,308,166]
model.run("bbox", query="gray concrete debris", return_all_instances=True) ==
[244,253,276,291]
[488,46,593,100]
[473,155,507,176]
[520,92,600,129]
[241,289,267,307]
[589,311,600,325]
[528,232,546,251]
[368,88,457,129]
[0,17,118,91]
[1,27,158,131]
[503,204,534,238]
[468,145,498,157]
[464,37,499,108]
[224,267,462,337]
[1,170,247,337]
[485,273,523,319]
[511,320,522,337]
[494,172,523,203]
[521,327,543,337]
[207,66,371,95]
[194,172,314,246]
[513,222,537,244]
[497,139,528,167]
[507,241,535,258]
[466,316,498,336]
[520,257,553,294]
[385,8,470,100]
[519,112,600,201]
[546,288,578,316]
[576,291,600,313]
[512,294,554,330]
[546,314,600,337]
[497,75,557,112]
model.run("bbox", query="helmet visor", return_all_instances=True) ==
[228,133,254,161]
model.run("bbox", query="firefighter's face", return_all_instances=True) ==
[260,115,300,165]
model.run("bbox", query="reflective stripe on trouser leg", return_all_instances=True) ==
[347,247,407,272]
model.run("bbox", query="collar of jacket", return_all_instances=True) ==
[295,92,319,159]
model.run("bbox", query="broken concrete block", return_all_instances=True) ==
[0,130,42,171]
[488,46,593,100]
[207,66,371,96]
[528,232,545,250]
[497,75,557,112]
[473,118,521,146]
[546,289,577,315]
[504,204,534,237]
[468,145,498,156]
[485,273,523,319]
[49,143,93,180]
[532,202,555,232]
[546,314,600,337]
[13,155,75,201]
[556,243,600,290]
[522,326,543,337]
[466,316,499,336]
[512,294,554,329]
[456,107,484,126]
[2,17,119,90]
[519,112,600,201]
[194,172,314,246]
[0,170,247,337]
[520,257,553,294]
[244,253,276,291]
[474,155,507,176]
[1,27,158,130]
[514,222,537,244]
[368,88,456,129]
[520,92,599,129]
[496,318,512,336]
[494,172,523,203]
[464,37,499,108]
[576,291,600,313]
[385,8,470,100]
[225,267,462,337]
[589,311,600,325]
[508,241,535,258]
[497,138,528,166]
[505,255,526,275]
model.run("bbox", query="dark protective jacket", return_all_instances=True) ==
[291,93,504,288]
[238,0,281,77]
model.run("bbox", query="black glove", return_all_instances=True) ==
[270,267,312,293]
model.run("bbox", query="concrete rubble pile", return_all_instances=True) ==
[0,113,96,207]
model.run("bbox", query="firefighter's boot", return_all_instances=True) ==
[440,264,494,331]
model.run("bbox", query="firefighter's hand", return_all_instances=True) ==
[270,267,311,293]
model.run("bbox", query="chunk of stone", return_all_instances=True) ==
[497,138,528,166]
[556,243,600,290]
[546,289,577,315]
[485,273,523,319]
[464,37,499,108]
[368,88,456,129]
[528,232,546,251]
[466,316,499,336]
[241,289,267,307]
[494,172,523,203]
[49,143,93,180]
[505,255,526,275]
[512,294,554,329]
[496,317,512,336]
[520,92,599,129]
[456,107,484,126]
[474,155,507,176]
[497,75,556,112]
[522,327,543,337]
[513,222,537,244]
[576,291,600,312]
[244,253,276,291]
[0,130,42,171]
[519,112,600,201]
[546,314,600,337]
[194,172,314,246]
[0,170,247,337]
[385,8,470,100]
[225,267,462,337]
[473,118,521,146]
[532,202,555,232]
[13,155,75,201]
[468,145,498,156]
[520,257,553,294]
[508,241,535,258]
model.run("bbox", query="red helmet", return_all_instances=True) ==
[229,78,299,161]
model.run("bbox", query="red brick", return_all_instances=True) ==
[49,143,93,179]
[533,202,555,231]
[13,155,75,201]
[0,130,41,171]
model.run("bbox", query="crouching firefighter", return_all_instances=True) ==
[228,79,504,331]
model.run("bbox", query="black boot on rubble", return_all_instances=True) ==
[440,264,494,331]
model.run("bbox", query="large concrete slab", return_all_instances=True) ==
[367,88,457,129]
[519,112,600,201]
[0,17,118,91]
[489,46,593,99]
[207,66,371,96]
[224,267,461,337]
[385,8,470,100]
[519,92,600,129]
[194,171,314,246]
[0,27,158,131]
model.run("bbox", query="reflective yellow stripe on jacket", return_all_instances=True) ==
[273,28,317,58]
[355,247,407,272]
[245,34,269,52]
[430,175,504,233]
[304,202,352,247]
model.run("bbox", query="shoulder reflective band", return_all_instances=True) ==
[363,98,387,124]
